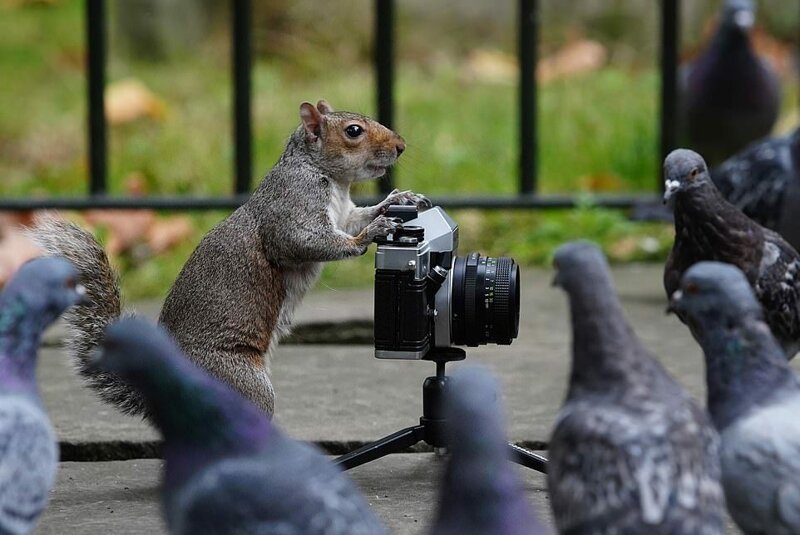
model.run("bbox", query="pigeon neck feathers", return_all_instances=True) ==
[562,256,660,395]
[698,312,795,430]
[441,413,530,532]
[0,292,41,390]
[434,368,543,535]
[132,344,274,488]
[674,182,763,281]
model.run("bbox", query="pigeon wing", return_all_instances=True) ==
[721,401,800,534]
[549,401,722,534]
[755,232,800,357]
[0,397,58,535]
[712,135,794,230]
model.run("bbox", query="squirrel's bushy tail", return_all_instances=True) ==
[27,215,147,416]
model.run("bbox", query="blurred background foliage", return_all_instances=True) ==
[0,0,797,298]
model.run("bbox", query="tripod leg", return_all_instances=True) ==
[508,443,548,474]
[335,425,426,471]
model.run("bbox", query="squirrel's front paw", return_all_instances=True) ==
[381,189,432,212]
[361,215,402,244]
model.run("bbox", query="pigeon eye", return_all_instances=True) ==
[344,124,364,138]
[689,168,699,179]
[685,282,700,295]
[64,277,76,290]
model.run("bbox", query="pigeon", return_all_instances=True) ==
[430,366,546,535]
[549,241,724,535]
[90,317,389,535]
[663,148,800,358]
[0,257,85,535]
[712,127,800,249]
[680,0,781,166]
[670,261,800,535]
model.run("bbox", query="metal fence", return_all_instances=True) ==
[0,0,683,211]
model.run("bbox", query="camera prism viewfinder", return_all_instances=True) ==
[373,206,520,359]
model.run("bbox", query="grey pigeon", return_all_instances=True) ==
[430,366,546,535]
[712,127,800,249]
[670,261,800,535]
[680,0,781,165]
[91,317,389,535]
[0,257,85,534]
[549,241,724,535]
[663,148,800,358]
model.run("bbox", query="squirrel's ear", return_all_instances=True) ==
[316,100,334,115]
[299,102,324,142]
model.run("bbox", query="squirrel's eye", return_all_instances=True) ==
[344,124,364,138]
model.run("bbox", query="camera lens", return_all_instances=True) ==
[451,252,520,346]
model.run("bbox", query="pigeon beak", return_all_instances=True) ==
[87,346,106,370]
[551,270,561,288]
[666,289,683,315]
[663,179,681,204]
[75,283,87,304]
[733,9,754,30]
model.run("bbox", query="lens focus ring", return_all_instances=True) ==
[451,253,520,347]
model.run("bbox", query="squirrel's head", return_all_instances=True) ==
[299,100,405,182]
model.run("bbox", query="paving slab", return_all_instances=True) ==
[39,264,722,448]
[40,264,800,449]
[36,455,550,535]
[38,455,741,535]
[35,264,752,534]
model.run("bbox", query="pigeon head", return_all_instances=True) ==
[669,261,762,328]
[663,149,711,204]
[722,0,755,32]
[552,240,609,290]
[671,261,793,430]
[435,366,542,534]
[92,318,271,452]
[0,256,85,336]
[92,317,190,386]
[445,366,504,453]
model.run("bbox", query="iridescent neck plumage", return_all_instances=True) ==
[565,268,645,393]
[0,294,41,389]
[700,315,793,430]
[146,353,273,489]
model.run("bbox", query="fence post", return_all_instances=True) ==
[659,0,679,191]
[374,0,395,194]
[518,0,538,195]
[86,0,107,195]
[232,0,253,194]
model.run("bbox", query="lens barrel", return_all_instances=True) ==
[451,252,520,346]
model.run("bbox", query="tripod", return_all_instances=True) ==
[334,347,548,473]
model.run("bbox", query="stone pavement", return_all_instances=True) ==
[35,264,750,534]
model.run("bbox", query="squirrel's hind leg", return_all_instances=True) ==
[200,349,276,417]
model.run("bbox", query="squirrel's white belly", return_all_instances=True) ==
[328,181,353,229]
[268,189,350,356]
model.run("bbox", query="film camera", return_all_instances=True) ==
[373,205,521,359]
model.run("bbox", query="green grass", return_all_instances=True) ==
[0,1,792,298]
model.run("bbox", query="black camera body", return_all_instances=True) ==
[374,206,520,360]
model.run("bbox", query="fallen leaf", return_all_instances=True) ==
[538,39,607,84]
[84,209,156,257]
[578,173,625,193]
[146,216,193,254]
[0,224,43,288]
[460,49,518,85]
[105,78,168,125]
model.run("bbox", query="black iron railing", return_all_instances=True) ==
[1,0,684,211]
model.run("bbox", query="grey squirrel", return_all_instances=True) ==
[30,100,429,418]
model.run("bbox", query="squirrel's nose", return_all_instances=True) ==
[395,142,405,157]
